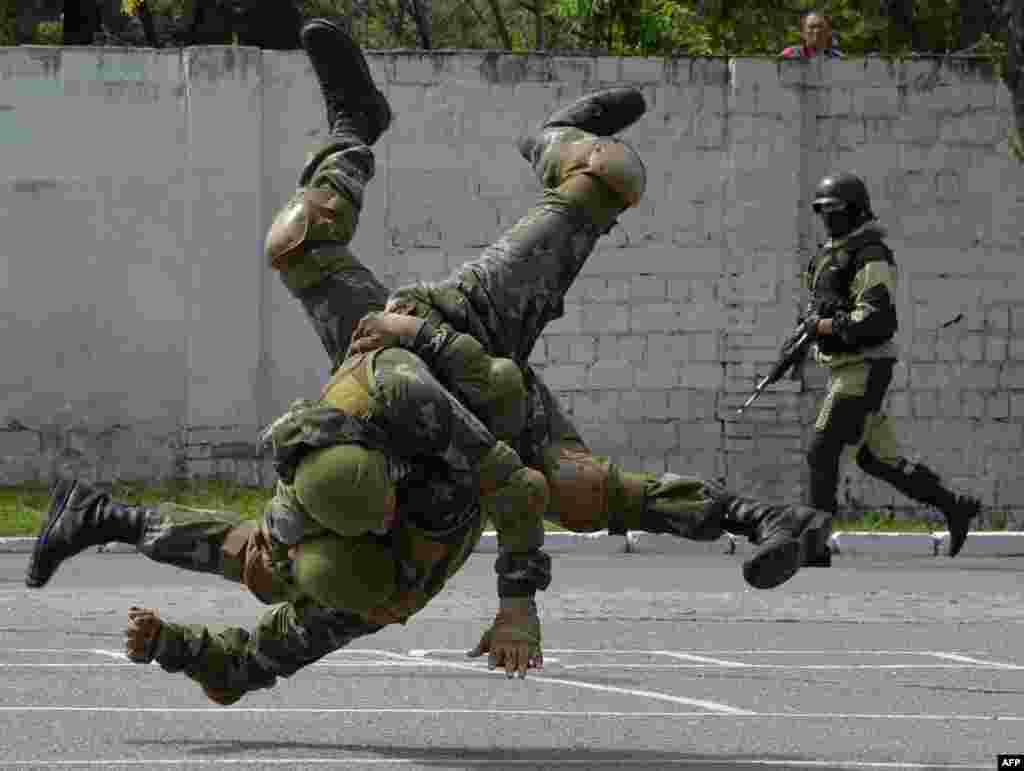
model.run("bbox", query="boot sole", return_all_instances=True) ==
[743,538,801,590]
[544,87,647,136]
[301,20,392,142]
[743,507,831,589]
[25,479,78,588]
[301,20,374,92]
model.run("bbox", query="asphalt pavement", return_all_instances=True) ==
[1,549,1022,770]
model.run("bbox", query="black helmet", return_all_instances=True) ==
[812,172,872,215]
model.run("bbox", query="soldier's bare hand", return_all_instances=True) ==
[349,311,422,354]
[125,606,163,663]
[466,598,543,679]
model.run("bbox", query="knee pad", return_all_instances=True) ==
[542,442,612,532]
[266,188,346,271]
[583,138,647,208]
[220,524,290,604]
[560,137,647,209]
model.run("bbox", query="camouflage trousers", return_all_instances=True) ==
[136,502,383,702]
[272,130,727,541]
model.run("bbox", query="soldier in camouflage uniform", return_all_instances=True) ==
[796,172,981,566]
[258,21,830,591]
[25,20,553,704]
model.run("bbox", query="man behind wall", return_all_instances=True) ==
[781,10,843,59]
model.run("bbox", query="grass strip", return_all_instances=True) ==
[1,482,1000,537]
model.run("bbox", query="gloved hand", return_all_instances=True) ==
[467,597,542,679]
[348,311,423,355]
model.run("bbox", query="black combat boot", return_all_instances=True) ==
[517,87,647,163]
[893,463,979,557]
[25,479,148,588]
[940,494,982,557]
[715,493,831,590]
[301,19,392,146]
[857,453,981,557]
[802,526,834,567]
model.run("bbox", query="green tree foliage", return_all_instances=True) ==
[552,0,1022,162]
[552,0,986,56]
[0,0,16,46]
[11,0,1024,161]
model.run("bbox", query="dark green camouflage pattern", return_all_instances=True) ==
[369,347,495,470]
[285,246,389,371]
[138,503,297,601]
[388,129,620,367]
[134,486,478,700]
[272,139,388,370]
[151,598,382,702]
[261,399,392,485]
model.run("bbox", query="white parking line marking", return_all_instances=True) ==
[520,674,753,714]
[659,652,752,667]
[929,652,1020,668]
[6,647,1021,660]
[90,649,129,660]
[408,648,1013,656]
[0,706,1021,722]
[2,648,1022,672]
[0,758,996,768]
[396,650,752,714]
[5,661,1023,672]
[557,664,1024,670]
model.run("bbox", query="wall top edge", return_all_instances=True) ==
[1,45,1005,64]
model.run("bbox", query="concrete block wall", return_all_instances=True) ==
[0,47,1021,523]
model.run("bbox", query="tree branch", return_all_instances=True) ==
[405,0,432,48]
[483,0,514,48]
[464,0,491,29]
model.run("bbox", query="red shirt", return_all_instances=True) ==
[780,45,842,59]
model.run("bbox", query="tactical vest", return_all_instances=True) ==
[807,229,895,356]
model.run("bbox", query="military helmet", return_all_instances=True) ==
[812,172,872,214]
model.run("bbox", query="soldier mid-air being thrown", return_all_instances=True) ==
[26,18,831,704]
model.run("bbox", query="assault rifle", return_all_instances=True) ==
[736,310,967,417]
[736,326,813,416]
